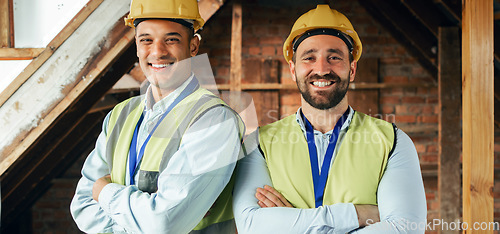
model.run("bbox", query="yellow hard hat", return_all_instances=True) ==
[283,5,362,63]
[124,0,205,31]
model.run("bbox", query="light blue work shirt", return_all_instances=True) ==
[70,75,242,233]
[233,107,427,233]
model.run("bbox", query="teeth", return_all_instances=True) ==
[151,64,168,68]
[312,81,333,87]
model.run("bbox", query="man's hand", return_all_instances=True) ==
[255,185,293,208]
[92,175,112,202]
[354,204,380,227]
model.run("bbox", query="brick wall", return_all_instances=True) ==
[28,0,500,233]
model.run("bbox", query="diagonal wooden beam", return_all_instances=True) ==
[198,0,225,24]
[359,0,438,77]
[0,0,104,108]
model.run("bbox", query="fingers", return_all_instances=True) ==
[254,186,293,208]
[263,185,293,207]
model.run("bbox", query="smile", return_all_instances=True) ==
[311,81,334,87]
[149,62,174,69]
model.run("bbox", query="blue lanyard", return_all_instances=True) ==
[302,108,350,208]
[128,78,199,185]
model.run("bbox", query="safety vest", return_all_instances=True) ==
[259,111,395,208]
[105,87,243,232]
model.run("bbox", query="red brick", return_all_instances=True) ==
[381,105,394,114]
[419,115,438,123]
[260,36,283,45]
[395,105,407,114]
[262,46,276,56]
[426,145,438,153]
[248,46,261,55]
[384,76,408,83]
[402,96,425,104]
[427,96,439,104]
[280,93,301,106]
[380,96,400,104]
[395,114,416,123]
[380,57,402,64]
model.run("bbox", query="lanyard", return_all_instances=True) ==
[128,78,199,185]
[302,108,350,208]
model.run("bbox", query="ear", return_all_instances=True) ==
[135,35,140,57]
[189,35,200,56]
[289,60,297,82]
[349,61,357,82]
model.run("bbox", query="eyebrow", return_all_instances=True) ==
[300,48,346,57]
[137,32,183,38]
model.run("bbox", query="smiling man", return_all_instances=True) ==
[233,5,427,233]
[70,0,243,233]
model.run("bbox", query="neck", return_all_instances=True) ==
[151,86,175,103]
[301,98,349,134]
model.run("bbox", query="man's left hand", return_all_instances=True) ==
[92,174,112,202]
[255,185,293,208]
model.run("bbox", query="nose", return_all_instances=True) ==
[150,40,168,59]
[313,56,331,76]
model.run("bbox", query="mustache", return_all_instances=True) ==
[306,73,341,82]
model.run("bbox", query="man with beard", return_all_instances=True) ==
[233,5,427,233]
[70,0,244,233]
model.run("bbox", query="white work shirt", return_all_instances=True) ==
[70,75,242,233]
[233,107,427,233]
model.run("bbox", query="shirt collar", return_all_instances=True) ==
[144,73,195,112]
[295,106,354,135]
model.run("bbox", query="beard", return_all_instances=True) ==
[295,71,350,110]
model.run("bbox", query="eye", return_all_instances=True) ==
[165,37,180,44]
[329,55,342,61]
[303,56,315,61]
[139,38,152,44]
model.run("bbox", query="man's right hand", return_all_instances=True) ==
[354,204,380,227]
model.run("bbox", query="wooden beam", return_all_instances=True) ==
[230,2,242,92]
[438,26,461,233]
[0,48,45,60]
[0,0,104,108]
[359,0,438,77]
[462,0,494,233]
[198,0,225,24]
[400,0,456,37]
[0,0,12,47]
[0,9,135,176]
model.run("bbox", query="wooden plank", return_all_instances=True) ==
[462,0,494,233]
[400,0,456,37]
[0,48,45,60]
[0,0,104,108]
[198,0,225,25]
[0,0,11,47]
[230,3,242,92]
[438,26,461,234]
[358,0,438,77]
[348,58,379,115]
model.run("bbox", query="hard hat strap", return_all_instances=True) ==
[292,28,354,54]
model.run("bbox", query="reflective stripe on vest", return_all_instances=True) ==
[105,87,244,231]
[259,111,394,208]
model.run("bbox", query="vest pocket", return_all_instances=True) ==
[138,170,159,193]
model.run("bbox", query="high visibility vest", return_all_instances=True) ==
[105,87,244,231]
[259,111,395,208]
